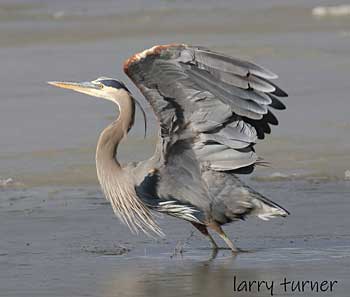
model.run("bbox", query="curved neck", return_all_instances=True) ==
[94,91,161,235]
[96,91,135,169]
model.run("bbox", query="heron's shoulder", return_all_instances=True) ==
[123,43,187,75]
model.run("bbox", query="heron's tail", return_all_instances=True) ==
[249,191,289,220]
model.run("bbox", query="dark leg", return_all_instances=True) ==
[191,222,219,249]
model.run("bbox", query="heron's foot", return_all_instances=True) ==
[212,246,254,255]
[210,246,233,250]
[231,247,244,254]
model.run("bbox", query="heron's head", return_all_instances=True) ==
[48,77,130,103]
[48,77,148,136]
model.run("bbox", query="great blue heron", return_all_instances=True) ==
[48,44,289,252]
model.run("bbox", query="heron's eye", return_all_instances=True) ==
[97,83,104,89]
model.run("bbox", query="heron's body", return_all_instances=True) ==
[49,44,289,251]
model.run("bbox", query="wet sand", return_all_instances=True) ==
[1,181,350,296]
[1,0,350,296]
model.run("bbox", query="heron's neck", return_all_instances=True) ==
[96,92,135,172]
[94,93,161,235]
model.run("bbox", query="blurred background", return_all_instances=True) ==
[1,0,350,186]
[1,1,350,297]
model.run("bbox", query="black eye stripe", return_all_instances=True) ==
[100,80,129,92]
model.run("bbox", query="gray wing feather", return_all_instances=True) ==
[186,67,268,119]
[191,66,273,105]
[125,44,287,173]
[199,65,276,93]
[188,47,278,79]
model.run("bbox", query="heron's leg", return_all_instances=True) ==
[209,222,239,253]
[191,222,218,249]
[207,233,219,250]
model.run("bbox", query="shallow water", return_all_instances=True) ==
[1,181,350,296]
[1,0,350,296]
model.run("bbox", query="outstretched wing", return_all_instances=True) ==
[124,44,287,175]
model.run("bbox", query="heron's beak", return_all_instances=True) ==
[47,81,101,96]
